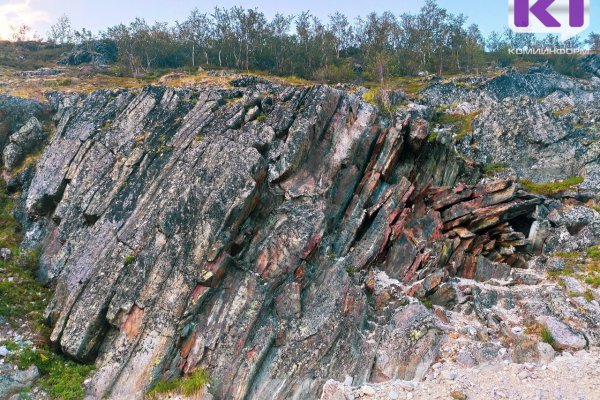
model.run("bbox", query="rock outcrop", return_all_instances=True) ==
[420,67,600,197]
[6,67,600,399]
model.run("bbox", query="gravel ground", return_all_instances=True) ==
[322,347,600,400]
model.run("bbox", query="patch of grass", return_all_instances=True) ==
[483,163,509,175]
[1,339,21,351]
[432,110,479,141]
[540,327,555,346]
[280,75,313,86]
[591,205,600,213]
[0,182,22,250]
[584,290,594,302]
[518,176,584,196]
[585,276,600,287]
[390,76,429,96]
[123,255,136,266]
[42,77,73,87]
[9,347,94,400]
[147,368,211,398]
[586,246,600,260]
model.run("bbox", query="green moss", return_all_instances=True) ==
[123,255,136,266]
[345,265,356,274]
[256,113,267,123]
[147,368,211,398]
[591,205,600,213]
[518,176,584,195]
[194,135,204,142]
[584,290,594,302]
[540,327,555,346]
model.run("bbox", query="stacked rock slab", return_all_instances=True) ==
[20,79,547,399]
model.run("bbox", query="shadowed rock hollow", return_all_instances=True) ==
[10,70,600,399]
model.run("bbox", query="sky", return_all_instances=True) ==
[0,0,599,41]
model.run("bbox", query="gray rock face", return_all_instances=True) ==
[12,71,600,400]
[18,79,483,399]
[3,116,45,170]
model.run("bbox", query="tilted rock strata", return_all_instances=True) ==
[12,74,598,399]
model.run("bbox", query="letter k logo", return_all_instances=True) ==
[515,0,561,27]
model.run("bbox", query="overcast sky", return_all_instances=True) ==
[0,0,598,41]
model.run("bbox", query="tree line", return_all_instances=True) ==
[41,0,600,80]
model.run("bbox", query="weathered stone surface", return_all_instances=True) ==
[537,316,587,352]
[9,71,599,400]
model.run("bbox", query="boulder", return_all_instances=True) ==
[2,116,45,170]
[0,365,39,399]
[538,315,587,352]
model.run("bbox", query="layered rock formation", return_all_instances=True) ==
[3,65,598,399]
